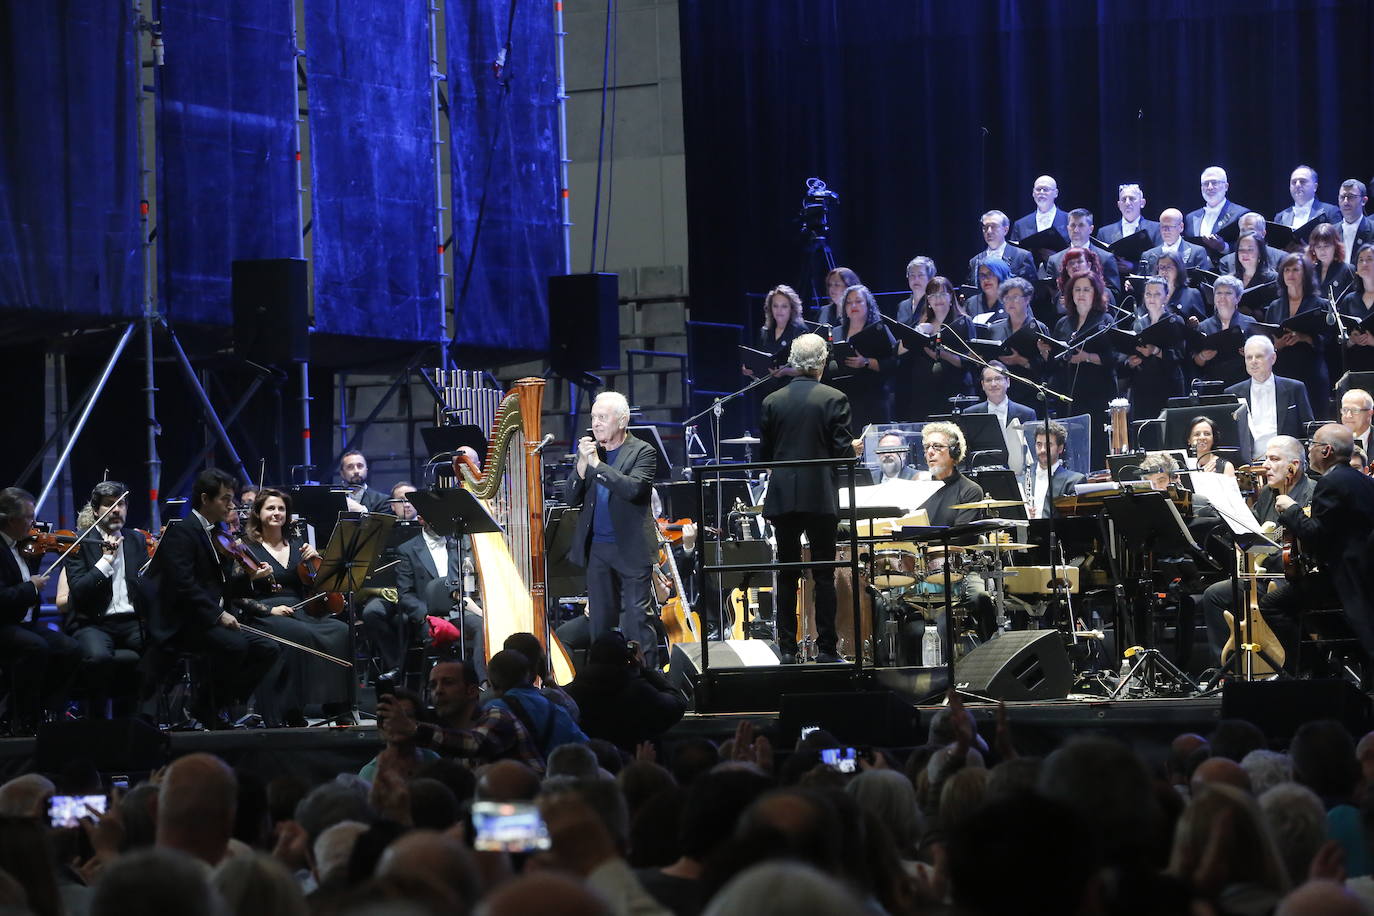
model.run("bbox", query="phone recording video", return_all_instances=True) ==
[819,746,862,774]
[471,801,551,853]
[48,794,107,829]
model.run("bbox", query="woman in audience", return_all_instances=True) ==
[1191,274,1255,387]
[1044,271,1119,468]
[828,283,895,430]
[1156,251,1206,321]
[1267,252,1330,405]
[965,258,1011,319]
[898,275,973,421]
[1126,276,1186,422]
[1339,243,1374,371]
[1187,415,1236,476]
[1308,222,1355,299]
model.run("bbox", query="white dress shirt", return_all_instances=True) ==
[986,243,1009,260]
[1,531,34,623]
[987,399,1009,428]
[1120,217,1141,237]
[1342,220,1361,260]
[95,535,136,617]
[1031,461,1062,518]
[423,529,450,579]
[1200,201,1226,237]
[1290,201,1313,228]
[1248,374,1279,454]
[1035,207,1058,232]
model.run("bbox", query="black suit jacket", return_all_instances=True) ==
[64,529,152,632]
[1339,216,1374,250]
[1098,219,1162,248]
[1224,375,1315,458]
[148,517,241,644]
[567,434,658,570]
[393,532,454,620]
[0,539,41,625]
[353,486,393,513]
[1034,465,1085,518]
[965,399,1037,426]
[761,376,854,519]
[1185,201,1250,250]
[1010,208,1068,243]
[1273,201,1341,228]
[1140,241,1214,275]
[967,246,1038,286]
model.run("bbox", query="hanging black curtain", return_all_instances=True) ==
[680,0,1374,332]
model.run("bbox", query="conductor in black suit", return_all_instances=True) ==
[62,481,150,712]
[148,468,279,728]
[568,391,660,668]
[1275,424,1374,663]
[0,487,81,733]
[761,334,854,664]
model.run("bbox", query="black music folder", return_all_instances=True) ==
[1014,226,1070,259]
[832,322,895,361]
[739,345,784,376]
[1251,309,1329,339]
[968,323,1041,362]
[1111,318,1184,352]
[880,315,938,352]
[1102,231,1155,263]
[1186,322,1247,354]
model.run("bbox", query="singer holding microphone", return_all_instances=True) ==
[567,391,661,669]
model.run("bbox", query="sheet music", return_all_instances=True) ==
[1188,471,1265,537]
[839,478,944,514]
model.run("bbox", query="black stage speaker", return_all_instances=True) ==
[780,690,921,748]
[953,630,1072,702]
[232,257,309,365]
[548,273,619,372]
[35,717,170,776]
[669,641,862,713]
[1222,680,1373,747]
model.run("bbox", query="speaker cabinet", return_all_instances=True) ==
[232,258,309,364]
[548,273,619,373]
[953,630,1072,701]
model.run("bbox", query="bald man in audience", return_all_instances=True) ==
[1190,757,1253,796]
[377,830,481,911]
[476,759,542,802]
[156,752,237,865]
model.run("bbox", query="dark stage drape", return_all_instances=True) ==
[156,0,300,327]
[680,0,1374,329]
[304,0,441,344]
[447,0,561,361]
[0,0,140,329]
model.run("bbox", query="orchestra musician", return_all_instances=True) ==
[0,487,82,734]
[60,481,150,716]
[760,333,853,665]
[568,390,661,669]
[966,361,1036,428]
[146,469,279,729]
[236,489,352,727]
[1340,389,1374,457]
[1187,416,1236,477]
[1226,336,1314,460]
[1274,424,1374,665]
[1026,420,1084,519]
[871,432,918,484]
[339,449,392,513]
[1193,435,1312,665]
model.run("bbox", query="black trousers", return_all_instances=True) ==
[0,622,81,724]
[361,597,427,672]
[72,616,144,701]
[172,622,280,708]
[586,541,658,668]
[770,512,838,655]
[252,608,352,722]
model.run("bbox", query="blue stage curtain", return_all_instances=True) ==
[0,1,140,327]
[156,0,299,327]
[303,0,440,344]
[447,0,561,361]
[680,0,1374,327]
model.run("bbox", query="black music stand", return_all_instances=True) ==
[930,412,1008,468]
[405,489,503,670]
[544,506,585,601]
[1101,491,1200,697]
[289,485,350,546]
[313,511,396,721]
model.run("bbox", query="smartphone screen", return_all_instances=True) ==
[819,747,860,774]
[471,801,551,853]
[48,794,107,828]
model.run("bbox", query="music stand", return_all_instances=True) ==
[930,412,1008,468]
[544,506,586,600]
[628,426,673,482]
[420,424,488,467]
[289,485,350,546]
[313,511,397,721]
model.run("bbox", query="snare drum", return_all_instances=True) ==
[870,542,918,588]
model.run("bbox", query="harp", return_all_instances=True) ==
[454,378,575,683]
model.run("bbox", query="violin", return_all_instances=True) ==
[656,517,693,543]
[210,526,280,591]
[19,529,78,559]
[296,553,346,617]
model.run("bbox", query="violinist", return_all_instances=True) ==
[147,468,280,730]
[0,487,81,734]
[236,489,351,727]
[61,481,151,715]
[1195,436,1312,665]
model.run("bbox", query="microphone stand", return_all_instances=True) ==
[940,324,1081,645]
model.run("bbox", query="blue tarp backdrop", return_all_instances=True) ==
[447,0,561,358]
[304,0,441,344]
[156,0,301,326]
[0,1,141,324]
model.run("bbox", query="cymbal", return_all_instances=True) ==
[983,541,1035,550]
[949,498,1023,510]
[720,435,761,446]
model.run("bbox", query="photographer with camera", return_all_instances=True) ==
[565,630,687,755]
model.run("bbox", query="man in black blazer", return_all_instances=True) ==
[1274,165,1342,231]
[1140,208,1214,275]
[1275,424,1374,661]
[968,210,1038,286]
[361,510,485,682]
[1336,180,1374,258]
[761,334,854,664]
[1098,183,1162,276]
[1217,213,1286,272]
[1225,335,1314,462]
[62,481,150,713]
[568,391,660,668]
[0,487,81,733]
[148,468,279,728]
[1027,421,1084,519]
[1043,209,1120,292]
[1010,175,1068,243]
[966,362,1037,427]
[1185,166,1250,256]
[340,449,393,513]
